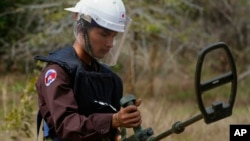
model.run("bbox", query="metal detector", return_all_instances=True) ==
[119,42,237,141]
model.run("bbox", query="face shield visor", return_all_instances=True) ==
[73,16,132,66]
[100,17,132,66]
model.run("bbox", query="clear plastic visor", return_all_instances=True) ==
[74,17,132,66]
[100,17,132,66]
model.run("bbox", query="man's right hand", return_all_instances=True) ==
[112,99,142,128]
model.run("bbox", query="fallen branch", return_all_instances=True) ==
[238,69,250,81]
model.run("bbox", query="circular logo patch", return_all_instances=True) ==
[44,69,57,86]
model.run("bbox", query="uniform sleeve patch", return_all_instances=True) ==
[45,69,57,86]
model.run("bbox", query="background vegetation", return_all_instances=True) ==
[0,0,250,140]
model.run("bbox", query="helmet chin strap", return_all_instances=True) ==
[80,18,94,58]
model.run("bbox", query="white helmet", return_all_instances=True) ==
[65,0,132,66]
[65,0,126,32]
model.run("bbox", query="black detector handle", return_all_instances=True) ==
[195,42,237,124]
[120,95,154,141]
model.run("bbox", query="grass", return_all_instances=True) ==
[0,73,37,141]
[138,98,250,141]
[0,55,250,141]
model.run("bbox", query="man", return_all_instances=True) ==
[35,0,142,141]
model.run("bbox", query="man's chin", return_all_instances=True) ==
[94,55,105,60]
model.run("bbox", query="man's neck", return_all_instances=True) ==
[73,41,93,65]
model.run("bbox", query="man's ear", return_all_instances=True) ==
[73,13,79,20]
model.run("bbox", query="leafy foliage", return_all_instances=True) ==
[1,0,250,140]
[0,0,73,72]
[0,72,38,139]
[1,0,249,73]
